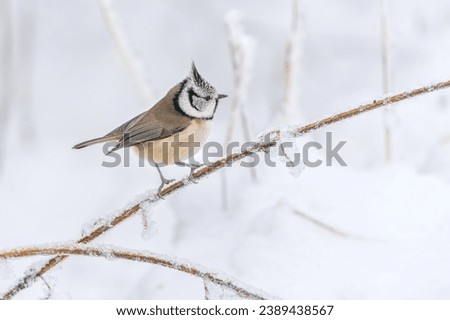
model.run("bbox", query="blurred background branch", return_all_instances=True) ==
[98,0,155,105]
[282,0,303,123]
[222,11,257,211]
[15,1,38,144]
[379,0,393,162]
[0,0,13,172]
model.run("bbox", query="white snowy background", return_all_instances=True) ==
[1,0,450,299]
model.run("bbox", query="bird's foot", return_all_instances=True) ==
[188,167,199,184]
[176,161,203,184]
[157,177,176,196]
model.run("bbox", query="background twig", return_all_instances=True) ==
[380,0,393,162]
[222,12,257,211]
[98,0,154,105]
[283,0,302,122]
[2,79,450,299]
[274,200,353,238]
[15,1,38,143]
[0,0,13,172]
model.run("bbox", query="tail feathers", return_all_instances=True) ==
[73,135,118,150]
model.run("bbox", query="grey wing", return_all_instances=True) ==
[105,111,146,136]
[106,117,188,154]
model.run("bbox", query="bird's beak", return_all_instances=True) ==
[218,94,228,100]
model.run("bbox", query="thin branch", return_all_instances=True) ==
[379,0,391,97]
[2,79,450,299]
[98,0,154,105]
[380,0,393,162]
[220,170,229,211]
[290,207,351,238]
[272,200,354,238]
[0,245,267,300]
[223,11,257,210]
[224,11,255,148]
[291,81,450,137]
[283,0,302,121]
[38,276,53,300]
[203,279,211,300]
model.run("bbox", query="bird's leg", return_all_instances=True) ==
[176,161,203,183]
[155,164,175,194]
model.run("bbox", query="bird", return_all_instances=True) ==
[73,62,227,193]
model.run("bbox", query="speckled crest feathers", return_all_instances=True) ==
[188,62,216,97]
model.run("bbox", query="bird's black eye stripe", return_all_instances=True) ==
[188,89,201,111]
[188,89,208,111]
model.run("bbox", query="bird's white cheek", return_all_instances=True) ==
[205,101,216,115]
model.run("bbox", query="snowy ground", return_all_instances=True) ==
[1,0,450,299]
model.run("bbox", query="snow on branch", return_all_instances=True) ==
[0,244,268,300]
[2,79,450,299]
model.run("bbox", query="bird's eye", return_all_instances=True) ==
[205,96,211,101]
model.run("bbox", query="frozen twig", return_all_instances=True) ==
[39,276,53,300]
[2,79,450,299]
[224,11,255,146]
[271,200,354,238]
[203,280,211,300]
[98,0,154,105]
[222,11,257,210]
[0,244,267,300]
[380,0,393,162]
[283,0,302,122]
[290,207,351,238]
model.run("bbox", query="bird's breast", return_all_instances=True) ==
[135,119,212,164]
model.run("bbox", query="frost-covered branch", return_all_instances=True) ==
[224,11,255,145]
[222,11,257,210]
[98,0,154,105]
[2,79,450,299]
[0,244,267,300]
[283,0,302,122]
[380,0,393,162]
